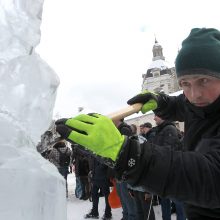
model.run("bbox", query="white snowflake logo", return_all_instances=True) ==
[128,158,136,167]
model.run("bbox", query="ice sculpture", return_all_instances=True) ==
[0,1,66,220]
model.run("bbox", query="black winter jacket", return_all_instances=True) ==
[72,145,90,177]
[116,94,220,220]
[150,121,182,151]
[90,157,111,186]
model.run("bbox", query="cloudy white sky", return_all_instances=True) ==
[36,0,220,118]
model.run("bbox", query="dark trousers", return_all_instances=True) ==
[133,191,155,220]
[172,200,186,220]
[75,176,83,198]
[116,182,136,220]
[80,176,90,199]
[161,198,186,220]
[161,198,171,220]
[91,183,111,216]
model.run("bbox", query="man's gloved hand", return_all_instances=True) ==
[55,114,125,162]
[127,90,158,113]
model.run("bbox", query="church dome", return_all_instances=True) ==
[148,59,173,70]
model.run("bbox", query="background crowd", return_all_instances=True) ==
[37,115,186,220]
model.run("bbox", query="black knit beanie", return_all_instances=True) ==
[175,28,220,79]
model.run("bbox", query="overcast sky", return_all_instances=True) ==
[36,0,220,118]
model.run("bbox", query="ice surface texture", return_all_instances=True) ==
[0,1,66,220]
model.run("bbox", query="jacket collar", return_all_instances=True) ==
[186,95,220,118]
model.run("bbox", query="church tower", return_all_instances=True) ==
[142,38,179,94]
[152,38,165,61]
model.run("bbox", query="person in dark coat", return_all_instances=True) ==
[139,122,155,141]
[127,124,156,220]
[151,115,186,220]
[85,157,112,220]
[56,28,220,219]
[72,145,90,200]
[114,119,137,220]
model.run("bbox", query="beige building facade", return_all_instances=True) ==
[125,39,184,133]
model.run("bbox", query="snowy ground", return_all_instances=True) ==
[67,173,176,220]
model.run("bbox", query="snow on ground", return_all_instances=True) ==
[67,173,176,220]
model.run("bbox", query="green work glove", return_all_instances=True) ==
[55,113,125,162]
[127,90,158,113]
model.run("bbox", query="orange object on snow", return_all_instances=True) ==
[108,179,121,209]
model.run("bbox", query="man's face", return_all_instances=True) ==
[179,75,220,107]
[154,115,164,125]
[143,127,151,133]
[140,126,150,134]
